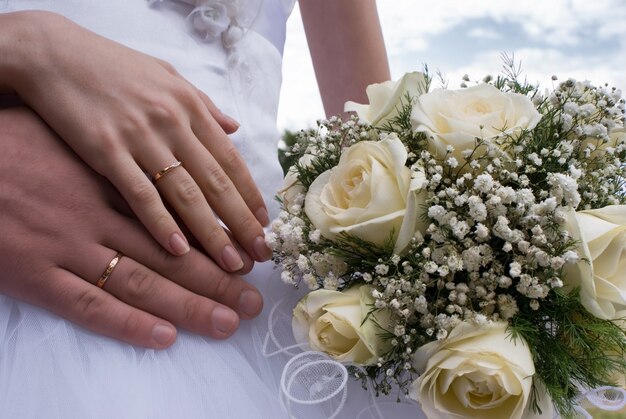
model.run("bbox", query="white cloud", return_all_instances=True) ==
[442,47,626,92]
[278,0,626,131]
[467,28,500,40]
[378,0,626,49]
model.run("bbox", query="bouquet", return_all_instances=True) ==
[268,59,626,418]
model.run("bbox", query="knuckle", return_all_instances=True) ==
[182,298,203,323]
[171,82,198,107]
[74,288,106,322]
[222,145,243,171]
[120,311,145,339]
[151,244,183,278]
[128,181,159,207]
[152,211,177,236]
[125,266,155,300]
[86,131,127,175]
[96,128,123,155]
[209,272,232,302]
[157,59,177,75]
[238,213,259,232]
[206,223,227,243]
[205,165,231,196]
[113,110,152,143]
[174,178,204,206]
[148,100,181,126]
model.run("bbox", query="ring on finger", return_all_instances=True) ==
[96,252,124,289]
[153,161,183,182]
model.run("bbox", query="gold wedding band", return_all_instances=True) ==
[153,161,182,182]
[96,252,124,289]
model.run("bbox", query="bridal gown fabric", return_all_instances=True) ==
[0,1,420,418]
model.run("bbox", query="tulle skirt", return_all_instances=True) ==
[0,262,424,418]
[0,263,282,418]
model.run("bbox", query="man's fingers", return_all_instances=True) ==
[37,267,178,349]
[101,218,263,320]
[65,245,242,339]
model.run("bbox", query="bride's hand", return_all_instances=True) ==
[0,107,264,347]
[0,11,272,272]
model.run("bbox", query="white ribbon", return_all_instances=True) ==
[262,299,422,418]
[572,385,626,418]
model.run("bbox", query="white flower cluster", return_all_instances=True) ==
[271,76,626,336]
[268,117,369,290]
[547,79,626,208]
[267,209,348,291]
[271,71,626,408]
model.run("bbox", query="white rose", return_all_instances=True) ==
[292,284,391,365]
[278,154,315,211]
[304,136,427,254]
[411,321,553,419]
[344,72,427,126]
[564,205,626,319]
[613,127,626,145]
[581,127,626,157]
[410,83,541,163]
[189,3,230,40]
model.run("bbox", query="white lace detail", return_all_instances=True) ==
[148,0,262,48]
[280,352,348,418]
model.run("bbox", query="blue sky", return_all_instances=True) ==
[278,0,626,130]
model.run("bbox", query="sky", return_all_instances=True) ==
[277,0,626,131]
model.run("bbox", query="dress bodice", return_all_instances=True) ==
[1,0,295,217]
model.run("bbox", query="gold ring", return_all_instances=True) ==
[153,161,182,182]
[96,252,124,289]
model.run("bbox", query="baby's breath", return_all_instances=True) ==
[270,61,626,417]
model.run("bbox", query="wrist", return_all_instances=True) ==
[0,11,64,97]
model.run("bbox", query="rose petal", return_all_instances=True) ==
[345,72,427,126]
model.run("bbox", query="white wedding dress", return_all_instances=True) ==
[0,1,420,418]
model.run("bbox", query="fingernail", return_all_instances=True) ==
[253,236,272,262]
[213,307,238,334]
[152,324,176,346]
[239,290,263,318]
[255,207,270,226]
[169,232,190,256]
[222,244,244,271]
[224,114,240,130]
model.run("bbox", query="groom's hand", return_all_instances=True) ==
[0,107,263,348]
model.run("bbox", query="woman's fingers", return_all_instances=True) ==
[196,89,240,135]
[190,104,271,228]
[171,134,272,263]
[40,267,178,348]
[151,162,246,271]
[106,156,191,257]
